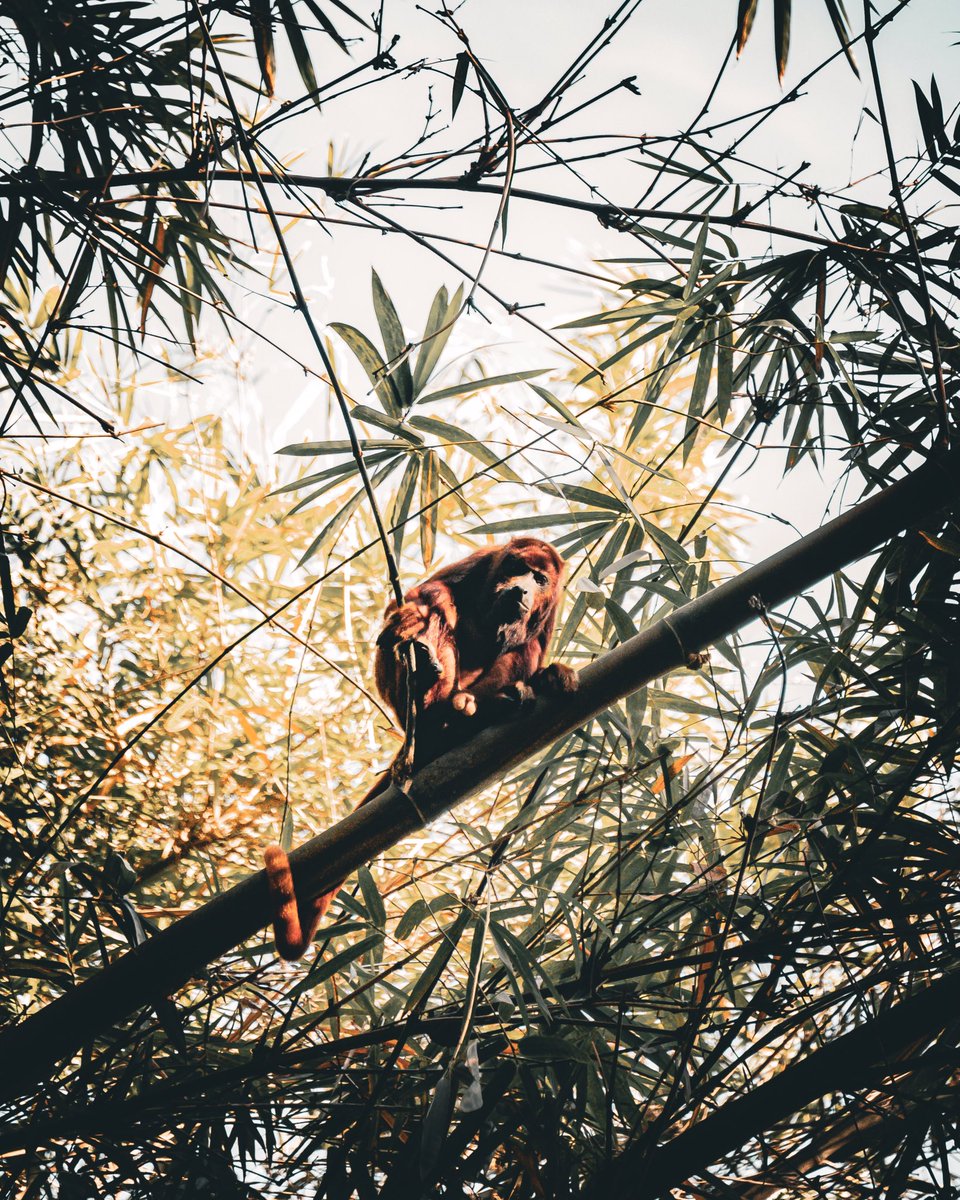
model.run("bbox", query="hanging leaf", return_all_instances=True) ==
[736,0,759,55]
[417,368,548,406]
[413,284,463,398]
[249,0,276,96]
[389,453,421,562]
[452,52,469,117]
[276,0,320,98]
[823,0,859,76]
[331,322,402,416]
[408,414,522,483]
[774,0,791,81]
[420,449,440,568]
[371,270,414,408]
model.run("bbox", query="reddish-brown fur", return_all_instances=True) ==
[265,537,577,959]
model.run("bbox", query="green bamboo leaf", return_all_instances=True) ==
[249,0,276,95]
[420,449,440,568]
[629,148,727,187]
[276,0,320,98]
[389,453,420,562]
[413,284,463,397]
[683,219,709,300]
[451,52,469,116]
[559,298,685,330]
[605,599,638,647]
[824,0,859,76]
[435,456,469,517]
[468,513,591,536]
[408,908,472,1012]
[529,384,589,434]
[297,458,394,565]
[276,438,399,456]
[643,519,690,563]
[736,0,758,54]
[774,0,791,81]
[331,322,402,416]
[279,805,294,853]
[357,865,386,931]
[350,404,424,443]
[272,448,397,499]
[371,270,414,408]
[537,481,627,513]
[716,314,734,423]
[489,922,554,1021]
[408,414,522,482]
[420,1072,455,1178]
[418,368,547,406]
[286,935,384,998]
[579,321,675,385]
[395,894,459,940]
[683,328,715,464]
[516,1034,592,1065]
[298,485,367,567]
[299,0,349,51]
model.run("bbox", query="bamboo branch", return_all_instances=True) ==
[0,450,957,1104]
[0,169,889,256]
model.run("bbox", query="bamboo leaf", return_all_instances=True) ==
[299,0,349,51]
[276,0,320,99]
[413,284,462,397]
[371,270,414,408]
[331,322,402,416]
[736,0,759,55]
[452,52,469,117]
[389,453,421,562]
[417,369,547,406]
[249,0,276,96]
[774,0,791,81]
[420,449,440,568]
[408,414,522,482]
[824,0,859,76]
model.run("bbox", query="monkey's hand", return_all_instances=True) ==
[378,603,451,686]
[377,602,434,651]
[531,663,579,697]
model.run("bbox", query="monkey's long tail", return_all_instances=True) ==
[264,770,392,960]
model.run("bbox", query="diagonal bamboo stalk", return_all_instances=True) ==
[0,451,957,1104]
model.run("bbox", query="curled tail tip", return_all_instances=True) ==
[276,939,307,962]
[264,843,287,870]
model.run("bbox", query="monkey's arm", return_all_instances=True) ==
[374,580,461,726]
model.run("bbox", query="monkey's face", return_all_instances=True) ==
[487,541,564,647]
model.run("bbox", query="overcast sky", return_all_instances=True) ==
[190,0,958,560]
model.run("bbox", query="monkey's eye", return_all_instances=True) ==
[533,571,547,587]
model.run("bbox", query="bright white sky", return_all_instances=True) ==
[184,0,957,561]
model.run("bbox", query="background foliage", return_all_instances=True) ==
[1,2,959,1197]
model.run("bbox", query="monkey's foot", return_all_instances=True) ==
[450,690,478,716]
[494,681,536,710]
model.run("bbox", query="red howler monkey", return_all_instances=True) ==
[264,537,577,959]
